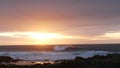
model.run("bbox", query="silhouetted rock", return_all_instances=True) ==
[0,56,13,65]
[1,54,120,68]
[74,56,85,61]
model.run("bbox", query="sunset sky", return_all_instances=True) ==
[0,0,120,45]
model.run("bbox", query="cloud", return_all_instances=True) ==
[0,31,120,44]
[0,0,120,44]
[1,31,120,40]
[0,32,79,39]
[0,32,87,44]
[91,32,120,40]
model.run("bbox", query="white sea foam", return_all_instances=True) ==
[0,51,116,61]
[54,46,70,51]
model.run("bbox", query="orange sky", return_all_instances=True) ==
[0,0,120,45]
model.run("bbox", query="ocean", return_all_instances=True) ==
[0,44,120,61]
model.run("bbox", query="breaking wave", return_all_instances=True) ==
[0,51,117,61]
[54,46,71,51]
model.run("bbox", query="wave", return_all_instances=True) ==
[54,46,71,51]
[0,51,117,61]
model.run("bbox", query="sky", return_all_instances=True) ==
[0,0,120,45]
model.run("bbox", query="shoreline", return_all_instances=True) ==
[1,53,120,68]
[10,60,55,65]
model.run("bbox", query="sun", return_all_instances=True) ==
[0,32,78,44]
[24,32,78,44]
[28,32,61,40]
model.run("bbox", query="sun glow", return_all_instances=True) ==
[28,32,61,40]
[0,32,78,39]
[0,32,79,44]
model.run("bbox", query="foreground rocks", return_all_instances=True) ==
[0,54,120,68]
